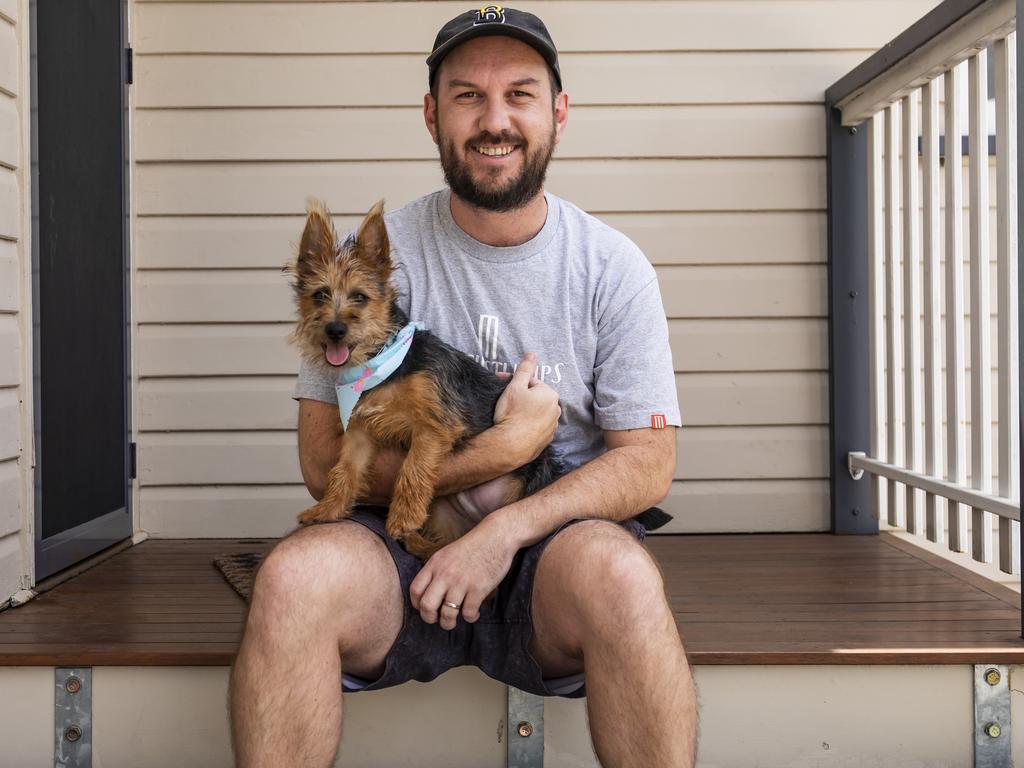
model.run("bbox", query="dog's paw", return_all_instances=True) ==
[297,500,346,525]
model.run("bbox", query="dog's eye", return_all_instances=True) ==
[312,289,330,304]
[350,292,368,305]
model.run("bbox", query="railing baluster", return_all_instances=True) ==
[868,115,887,522]
[903,92,925,535]
[995,34,1021,574]
[922,79,943,543]
[885,104,905,527]
[969,50,994,564]
[945,62,969,554]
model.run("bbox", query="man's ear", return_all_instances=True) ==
[424,92,440,145]
[553,91,569,146]
[355,199,392,275]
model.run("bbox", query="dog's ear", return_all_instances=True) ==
[355,199,392,276]
[299,197,336,266]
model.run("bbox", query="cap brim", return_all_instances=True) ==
[426,25,559,84]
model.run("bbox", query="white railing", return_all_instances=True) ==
[830,0,1021,575]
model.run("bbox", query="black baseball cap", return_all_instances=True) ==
[427,6,562,92]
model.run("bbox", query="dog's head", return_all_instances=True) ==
[284,198,399,369]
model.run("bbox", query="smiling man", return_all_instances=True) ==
[229,7,698,768]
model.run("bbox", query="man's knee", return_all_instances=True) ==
[544,520,668,634]
[251,521,398,628]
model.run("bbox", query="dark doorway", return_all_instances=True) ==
[31,0,131,578]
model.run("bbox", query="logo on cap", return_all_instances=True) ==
[474,5,505,24]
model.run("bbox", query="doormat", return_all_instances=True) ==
[213,553,264,601]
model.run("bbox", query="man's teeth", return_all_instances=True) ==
[475,145,516,157]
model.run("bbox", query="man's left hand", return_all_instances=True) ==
[409,514,520,630]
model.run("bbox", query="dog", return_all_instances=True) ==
[284,199,558,562]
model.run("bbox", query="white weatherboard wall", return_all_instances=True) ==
[0,0,30,601]
[1,664,1021,767]
[131,0,943,539]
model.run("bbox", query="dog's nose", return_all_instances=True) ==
[325,322,347,341]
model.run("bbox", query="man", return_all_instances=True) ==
[230,7,698,767]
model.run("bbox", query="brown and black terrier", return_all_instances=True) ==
[284,199,557,562]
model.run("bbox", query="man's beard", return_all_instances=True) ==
[438,127,555,212]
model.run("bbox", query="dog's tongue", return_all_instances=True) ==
[325,344,350,367]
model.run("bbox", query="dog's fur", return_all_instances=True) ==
[285,199,556,562]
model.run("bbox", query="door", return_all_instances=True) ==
[31,0,131,578]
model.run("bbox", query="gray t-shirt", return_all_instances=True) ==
[293,188,681,470]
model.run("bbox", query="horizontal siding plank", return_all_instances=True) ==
[0,21,16,97]
[140,485,310,538]
[670,318,826,372]
[137,159,825,216]
[135,104,825,161]
[0,458,19,538]
[0,314,17,385]
[0,239,16,310]
[135,264,826,323]
[135,211,826,270]
[0,93,17,169]
[137,479,831,539]
[133,1,937,54]
[0,1,15,24]
[0,388,19,461]
[136,317,826,377]
[135,51,869,108]
[656,479,829,533]
[138,426,826,485]
[678,425,828,480]
[0,168,18,238]
[137,371,827,432]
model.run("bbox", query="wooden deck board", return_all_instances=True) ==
[0,532,1022,666]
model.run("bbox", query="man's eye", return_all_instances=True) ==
[457,91,477,99]
[313,289,330,304]
[512,90,532,98]
[350,292,368,305]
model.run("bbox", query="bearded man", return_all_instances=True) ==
[229,7,699,767]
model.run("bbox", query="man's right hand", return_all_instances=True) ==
[493,352,561,465]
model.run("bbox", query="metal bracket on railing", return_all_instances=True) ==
[507,687,544,767]
[55,667,92,768]
[847,451,866,481]
[974,664,1011,768]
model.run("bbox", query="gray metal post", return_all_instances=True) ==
[826,105,877,534]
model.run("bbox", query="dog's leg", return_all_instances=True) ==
[385,429,453,541]
[298,423,377,524]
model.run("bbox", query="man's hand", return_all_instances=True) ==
[493,352,561,466]
[409,514,519,630]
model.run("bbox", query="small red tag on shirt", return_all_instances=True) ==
[651,414,667,429]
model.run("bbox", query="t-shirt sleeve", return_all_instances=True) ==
[292,356,339,404]
[592,264,681,432]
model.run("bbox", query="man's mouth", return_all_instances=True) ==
[323,342,351,367]
[472,144,519,157]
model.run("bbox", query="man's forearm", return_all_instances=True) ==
[359,424,526,505]
[484,434,676,550]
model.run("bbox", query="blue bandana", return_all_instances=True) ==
[335,322,424,430]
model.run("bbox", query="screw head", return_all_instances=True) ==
[64,676,82,694]
[518,721,534,738]
[852,508,860,516]
[64,725,83,743]
[985,668,1001,686]
[849,126,858,135]
[985,722,1002,739]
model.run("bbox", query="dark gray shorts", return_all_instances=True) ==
[340,506,646,699]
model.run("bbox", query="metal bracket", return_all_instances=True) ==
[848,451,866,480]
[507,687,544,768]
[55,667,92,768]
[974,664,1012,768]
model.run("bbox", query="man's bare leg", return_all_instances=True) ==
[529,520,698,768]
[229,522,404,768]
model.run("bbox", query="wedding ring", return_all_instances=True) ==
[442,600,460,610]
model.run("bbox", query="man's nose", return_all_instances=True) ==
[478,97,512,136]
